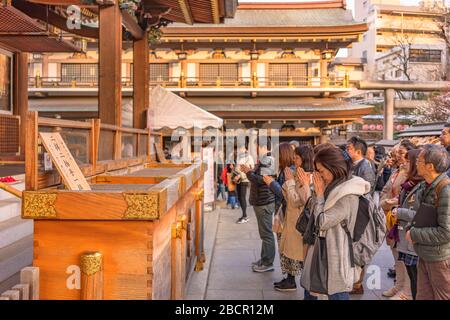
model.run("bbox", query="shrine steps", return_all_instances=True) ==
[0,235,33,284]
[0,178,33,289]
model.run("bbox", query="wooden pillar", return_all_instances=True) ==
[250,59,258,87]
[384,89,395,140]
[99,4,122,126]
[133,32,149,129]
[13,52,28,160]
[80,252,103,300]
[320,57,328,86]
[180,59,187,88]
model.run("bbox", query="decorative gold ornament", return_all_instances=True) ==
[194,188,204,201]
[80,252,102,276]
[22,192,57,218]
[123,193,159,219]
[172,222,182,239]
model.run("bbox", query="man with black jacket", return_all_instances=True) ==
[240,137,276,273]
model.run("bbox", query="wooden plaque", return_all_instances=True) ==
[154,142,168,163]
[39,132,91,191]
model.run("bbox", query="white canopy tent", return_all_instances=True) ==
[147,86,223,162]
[147,86,223,130]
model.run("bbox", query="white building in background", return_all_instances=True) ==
[351,0,448,81]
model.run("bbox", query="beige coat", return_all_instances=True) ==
[301,177,370,295]
[280,178,310,261]
[380,166,408,213]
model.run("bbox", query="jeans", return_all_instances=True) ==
[236,183,248,218]
[254,203,276,266]
[217,183,227,201]
[304,290,349,300]
[228,196,237,208]
[328,292,350,300]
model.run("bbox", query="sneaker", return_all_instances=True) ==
[382,287,399,297]
[252,264,274,273]
[274,279,297,292]
[236,217,249,224]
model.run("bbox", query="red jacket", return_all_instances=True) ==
[221,167,228,185]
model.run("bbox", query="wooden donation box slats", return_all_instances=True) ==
[22,162,206,300]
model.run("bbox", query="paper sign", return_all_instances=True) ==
[39,132,91,191]
[202,147,215,204]
[43,153,53,172]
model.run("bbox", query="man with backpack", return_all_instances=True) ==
[346,136,377,294]
[406,144,450,300]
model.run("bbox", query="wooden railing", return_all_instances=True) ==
[29,74,350,89]
[25,111,162,191]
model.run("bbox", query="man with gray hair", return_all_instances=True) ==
[406,144,450,300]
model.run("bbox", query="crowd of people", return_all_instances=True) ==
[216,123,450,300]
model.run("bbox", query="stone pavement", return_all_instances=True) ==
[186,201,396,300]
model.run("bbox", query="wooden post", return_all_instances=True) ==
[320,56,328,87]
[20,267,39,300]
[80,252,103,300]
[194,188,205,271]
[1,290,19,300]
[12,284,29,300]
[91,119,101,170]
[99,4,122,126]
[180,59,187,88]
[171,222,183,300]
[133,32,149,129]
[13,52,29,161]
[25,112,39,191]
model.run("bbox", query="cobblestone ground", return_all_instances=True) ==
[187,201,395,300]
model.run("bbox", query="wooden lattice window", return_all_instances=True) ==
[0,114,19,154]
[199,63,238,82]
[149,63,169,81]
[0,51,12,112]
[269,63,308,85]
[61,63,98,82]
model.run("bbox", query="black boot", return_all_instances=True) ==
[275,275,297,292]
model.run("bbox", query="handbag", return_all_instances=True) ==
[272,206,284,233]
[309,213,328,294]
[296,197,312,235]
[412,179,450,228]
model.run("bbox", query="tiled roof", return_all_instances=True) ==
[0,5,45,33]
[170,8,361,28]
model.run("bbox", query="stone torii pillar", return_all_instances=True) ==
[384,88,395,140]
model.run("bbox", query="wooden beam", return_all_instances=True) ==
[12,0,99,39]
[177,0,193,25]
[27,0,114,6]
[210,0,220,24]
[99,4,122,126]
[121,9,144,40]
[12,52,28,161]
[133,31,149,129]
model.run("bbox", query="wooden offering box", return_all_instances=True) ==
[22,162,206,300]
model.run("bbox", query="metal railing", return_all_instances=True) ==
[29,74,350,89]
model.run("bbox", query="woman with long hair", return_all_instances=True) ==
[380,139,416,298]
[390,148,424,300]
[301,145,371,300]
[235,144,255,224]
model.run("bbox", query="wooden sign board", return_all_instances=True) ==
[39,132,91,191]
[154,142,169,163]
